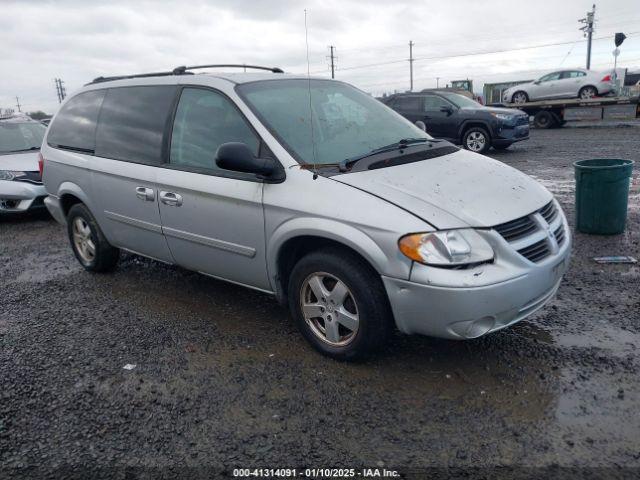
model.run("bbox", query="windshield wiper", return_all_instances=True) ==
[338,138,432,172]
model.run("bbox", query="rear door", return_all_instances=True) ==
[156,87,270,290]
[561,70,587,97]
[390,96,424,124]
[91,85,177,262]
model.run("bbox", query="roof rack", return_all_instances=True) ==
[88,64,283,85]
[172,64,284,74]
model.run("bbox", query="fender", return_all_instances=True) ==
[57,181,95,214]
[457,119,494,141]
[266,217,403,292]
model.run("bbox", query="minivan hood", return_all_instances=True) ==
[334,149,552,229]
[0,151,40,171]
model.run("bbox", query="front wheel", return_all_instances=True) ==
[288,248,392,360]
[66,203,119,272]
[462,127,491,154]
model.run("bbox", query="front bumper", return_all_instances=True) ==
[0,180,47,214]
[493,123,530,146]
[382,217,571,340]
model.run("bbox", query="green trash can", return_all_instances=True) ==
[574,158,634,235]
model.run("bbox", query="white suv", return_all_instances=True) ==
[41,65,571,360]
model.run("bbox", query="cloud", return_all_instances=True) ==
[1,0,638,112]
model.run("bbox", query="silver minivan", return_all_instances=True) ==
[42,65,571,360]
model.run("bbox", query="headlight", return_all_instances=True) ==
[0,171,25,181]
[399,229,494,267]
[491,113,514,121]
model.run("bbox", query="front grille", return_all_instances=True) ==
[554,225,565,246]
[539,201,558,224]
[493,200,564,264]
[493,216,537,242]
[517,238,551,263]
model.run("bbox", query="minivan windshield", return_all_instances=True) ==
[438,92,481,109]
[0,122,46,154]
[237,79,431,166]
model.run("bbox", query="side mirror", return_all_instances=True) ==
[215,142,283,181]
[533,80,541,85]
[415,120,426,131]
[440,106,454,115]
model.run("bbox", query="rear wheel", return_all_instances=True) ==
[462,127,491,154]
[512,91,529,104]
[533,110,556,129]
[579,86,597,100]
[66,203,119,272]
[288,248,392,360]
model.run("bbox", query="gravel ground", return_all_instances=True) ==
[1,127,639,479]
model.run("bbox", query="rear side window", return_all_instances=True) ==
[95,86,177,164]
[47,90,106,152]
[395,96,423,110]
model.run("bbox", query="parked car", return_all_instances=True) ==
[503,69,614,103]
[382,91,529,153]
[42,66,570,360]
[0,114,47,215]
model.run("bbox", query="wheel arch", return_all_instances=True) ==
[458,120,492,143]
[579,84,599,96]
[58,182,93,217]
[268,220,390,305]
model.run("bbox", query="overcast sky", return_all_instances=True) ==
[2,0,639,114]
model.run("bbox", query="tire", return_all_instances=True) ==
[66,203,119,272]
[462,126,491,154]
[287,247,392,360]
[511,91,529,104]
[493,143,511,150]
[579,86,598,100]
[533,111,556,129]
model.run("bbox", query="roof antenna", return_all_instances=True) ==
[304,9,319,179]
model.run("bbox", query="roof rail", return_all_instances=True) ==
[88,70,192,85]
[87,64,284,86]
[173,64,284,74]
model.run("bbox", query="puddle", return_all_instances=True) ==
[514,320,640,357]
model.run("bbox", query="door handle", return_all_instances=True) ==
[135,186,155,201]
[159,191,183,207]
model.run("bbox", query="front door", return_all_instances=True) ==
[421,94,458,140]
[157,87,271,290]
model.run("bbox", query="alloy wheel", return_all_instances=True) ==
[580,87,596,99]
[513,92,527,104]
[72,217,96,263]
[466,131,486,152]
[300,272,359,346]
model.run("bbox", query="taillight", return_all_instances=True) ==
[601,74,612,82]
[38,152,44,178]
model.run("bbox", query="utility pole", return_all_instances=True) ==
[328,45,336,79]
[436,77,440,88]
[15,96,21,112]
[579,4,596,69]
[54,78,67,103]
[409,40,414,91]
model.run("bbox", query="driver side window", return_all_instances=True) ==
[539,72,561,82]
[170,88,260,172]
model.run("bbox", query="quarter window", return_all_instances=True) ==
[169,88,259,171]
[95,86,177,164]
[47,90,106,152]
